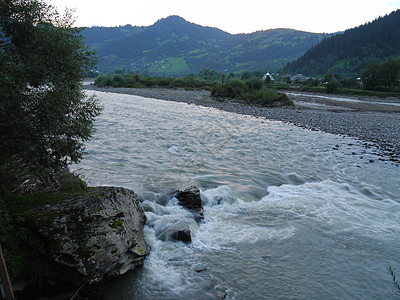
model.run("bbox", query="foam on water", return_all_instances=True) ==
[260,180,400,239]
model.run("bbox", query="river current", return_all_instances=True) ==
[75,91,400,299]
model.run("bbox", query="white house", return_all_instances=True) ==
[262,72,274,81]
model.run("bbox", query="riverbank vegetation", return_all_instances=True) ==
[211,78,293,106]
[94,72,293,106]
[94,59,399,103]
[282,60,400,97]
[95,72,217,90]
[0,0,100,288]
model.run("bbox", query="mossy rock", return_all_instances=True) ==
[24,186,150,286]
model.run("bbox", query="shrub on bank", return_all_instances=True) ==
[245,77,263,90]
[94,73,292,106]
[211,78,292,106]
[94,74,217,90]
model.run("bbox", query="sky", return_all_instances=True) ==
[49,0,400,34]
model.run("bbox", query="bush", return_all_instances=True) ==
[302,78,320,87]
[325,81,339,93]
[241,71,252,80]
[111,74,125,87]
[211,79,292,106]
[245,77,263,90]
[229,78,245,90]
[95,75,113,87]
[124,74,140,87]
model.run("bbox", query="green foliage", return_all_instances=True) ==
[302,78,320,87]
[110,219,124,229]
[111,74,125,87]
[339,77,360,88]
[245,77,263,90]
[323,73,342,83]
[82,16,327,76]
[284,10,400,77]
[198,68,220,80]
[325,81,339,93]
[0,0,102,173]
[241,71,252,80]
[95,73,217,90]
[361,60,400,90]
[95,74,113,86]
[211,78,292,106]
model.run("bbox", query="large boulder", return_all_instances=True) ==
[27,186,149,286]
[175,185,204,222]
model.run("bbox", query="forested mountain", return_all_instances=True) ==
[284,9,400,77]
[82,16,328,75]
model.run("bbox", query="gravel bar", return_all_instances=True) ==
[85,85,400,164]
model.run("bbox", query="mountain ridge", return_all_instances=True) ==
[284,9,400,77]
[82,15,329,75]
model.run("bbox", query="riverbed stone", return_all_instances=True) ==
[175,185,204,222]
[169,229,191,243]
[27,186,149,286]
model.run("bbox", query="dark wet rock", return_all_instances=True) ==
[169,229,192,243]
[156,224,192,243]
[194,265,208,273]
[175,185,204,222]
[26,186,150,287]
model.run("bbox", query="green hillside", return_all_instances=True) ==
[284,9,400,77]
[82,16,328,75]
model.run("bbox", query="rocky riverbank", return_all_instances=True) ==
[11,184,150,299]
[84,85,400,164]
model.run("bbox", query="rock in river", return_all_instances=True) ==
[174,185,204,222]
[27,186,149,286]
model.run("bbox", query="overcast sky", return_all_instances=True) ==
[49,0,400,34]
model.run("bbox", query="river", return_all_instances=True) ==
[74,91,400,299]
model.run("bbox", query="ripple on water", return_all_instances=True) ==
[75,92,400,299]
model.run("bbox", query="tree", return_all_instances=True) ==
[0,0,101,173]
[380,60,400,90]
[361,60,400,90]
[241,70,252,80]
[325,80,338,93]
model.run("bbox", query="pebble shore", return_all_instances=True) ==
[85,85,400,164]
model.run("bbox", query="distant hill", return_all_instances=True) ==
[284,9,400,77]
[82,16,328,76]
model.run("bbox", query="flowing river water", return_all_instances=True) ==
[74,91,400,299]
